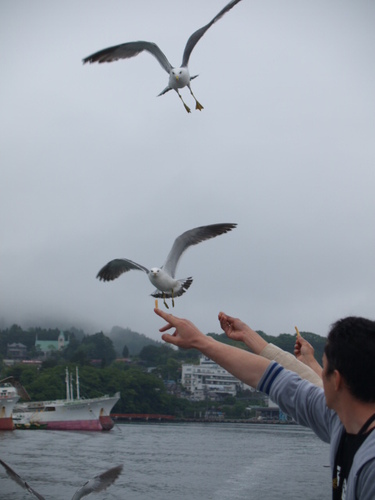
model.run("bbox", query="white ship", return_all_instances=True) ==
[0,380,20,430]
[12,367,120,431]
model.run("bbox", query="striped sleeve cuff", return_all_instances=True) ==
[258,362,284,394]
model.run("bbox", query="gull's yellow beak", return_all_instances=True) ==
[175,75,179,81]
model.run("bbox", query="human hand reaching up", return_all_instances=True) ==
[218,312,268,354]
[154,308,206,350]
[294,335,323,378]
[218,312,250,342]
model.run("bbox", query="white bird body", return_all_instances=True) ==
[149,267,182,293]
[83,0,242,112]
[97,223,237,308]
[169,67,191,90]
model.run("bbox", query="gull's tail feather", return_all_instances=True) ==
[151,277,193,298]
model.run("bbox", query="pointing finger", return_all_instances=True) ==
[154,308,175,322]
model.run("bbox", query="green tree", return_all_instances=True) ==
[79,332,116,366]
[139,344,173,366]
[156,358,181,381]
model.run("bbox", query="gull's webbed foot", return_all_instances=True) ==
[195,100,204,111]
[188,87,203,111]
[177,90,191,113]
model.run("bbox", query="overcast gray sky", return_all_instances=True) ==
[1,0,374,341]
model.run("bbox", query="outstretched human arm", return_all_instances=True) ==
[294,336,323,378]
[218,312,268,353]
[219,312,323,387]
[155,309,270,388]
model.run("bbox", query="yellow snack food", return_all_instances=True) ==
[155,299,158,309]
[295,326,300,338]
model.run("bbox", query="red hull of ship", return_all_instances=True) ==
[42,416,114,431]
[0,417,15,431]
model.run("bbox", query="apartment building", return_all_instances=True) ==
[181,355,253,400]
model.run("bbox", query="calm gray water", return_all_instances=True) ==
[0,423,331,499]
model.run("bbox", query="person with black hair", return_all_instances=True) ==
[155,309,375,500]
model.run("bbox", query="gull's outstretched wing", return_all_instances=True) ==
[97,258,149,281]
[71,465,123,500]
[0,459,45,500]
[181,0,242,67]
[162,223,237,278]
[83,41,172,74]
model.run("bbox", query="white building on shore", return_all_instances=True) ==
[181,356,253,400]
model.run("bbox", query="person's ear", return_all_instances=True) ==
[333,369,343,392]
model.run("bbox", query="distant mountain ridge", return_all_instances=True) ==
[108,326,163,356]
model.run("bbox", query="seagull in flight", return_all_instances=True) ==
[97,223,237,308]
[83,0,242,113]
[0,459,123,500]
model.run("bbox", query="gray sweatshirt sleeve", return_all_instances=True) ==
[354,460,375,499]
[257,362,334,443]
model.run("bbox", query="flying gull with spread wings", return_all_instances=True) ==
[83,0,242,113]
[0,459,123,500]
[97,223,237,308]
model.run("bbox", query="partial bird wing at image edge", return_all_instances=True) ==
[0,459,46,500]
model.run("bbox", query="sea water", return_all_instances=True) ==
[0,422,330,499]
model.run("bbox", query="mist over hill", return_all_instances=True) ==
[0,312,326,362]
[107,326,163,356]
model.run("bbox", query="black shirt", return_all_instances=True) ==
[332,414,375,499]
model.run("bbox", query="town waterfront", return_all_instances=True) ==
[1,422,330,499]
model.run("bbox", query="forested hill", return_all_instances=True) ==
[0,323,326,361]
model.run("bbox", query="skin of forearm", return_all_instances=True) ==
[242,329,268,354]
[296,342,323,378]
[193,334,271,388]
[306,357,323,377]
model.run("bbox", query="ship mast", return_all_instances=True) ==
[70,372,74,401]
[76,366,80,400]
[65,367,70,401]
